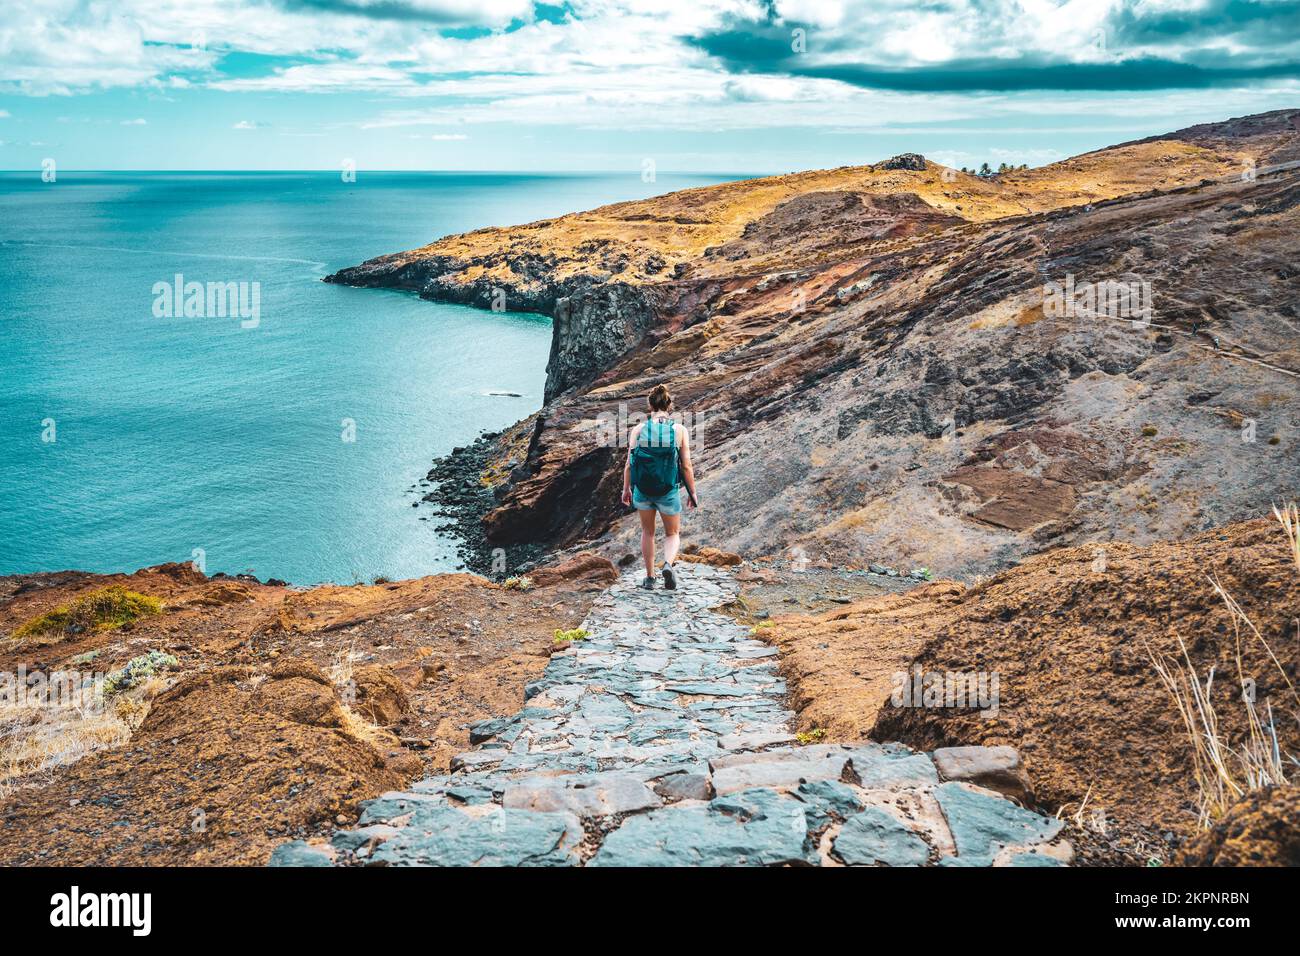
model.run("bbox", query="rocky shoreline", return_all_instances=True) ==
[419,430,549,577]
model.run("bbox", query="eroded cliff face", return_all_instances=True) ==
[547,283,662,402]
[331,110,1300,577]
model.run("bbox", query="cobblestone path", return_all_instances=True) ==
[272,564,1071,867]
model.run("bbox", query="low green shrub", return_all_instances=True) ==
[12,586,163,641]
[102,651,180,697]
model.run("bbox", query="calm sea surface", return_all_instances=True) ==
[0,171,737,583]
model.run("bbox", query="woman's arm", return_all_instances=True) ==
[621,423,641,506]
[678,425,698,507]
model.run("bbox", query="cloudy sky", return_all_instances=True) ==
[1,0,1298,172]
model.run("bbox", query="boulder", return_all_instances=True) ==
[349,665,410,725]
[529,552,619,588]
[678,546,743,567]
[254,660,344,728]
[932,745,1031,802]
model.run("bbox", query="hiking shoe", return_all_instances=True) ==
[662,564,677,590]
[641,576,655,590]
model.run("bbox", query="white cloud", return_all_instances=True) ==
[213,60,414,92]
[121,117,147,125]
[0,1,213,94]
[232,119,268,128]
[1,0,1297,141]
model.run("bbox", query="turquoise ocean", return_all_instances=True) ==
[0,171,736,584]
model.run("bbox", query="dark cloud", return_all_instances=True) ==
[1110,0,1300,48]
[276,0,524,25]
[687,1,1300,92]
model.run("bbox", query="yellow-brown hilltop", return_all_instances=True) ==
[331,109,1298,301]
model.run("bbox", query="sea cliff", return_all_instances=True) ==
[329,109,1300,579]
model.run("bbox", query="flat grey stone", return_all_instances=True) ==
[833,807,930,866]
[590,788,816,867]
[796,779,865,829]
[935,782,1064,864]
[268,840,334,867]
[408,776,450,794]
[629,726,694,746]
[331,824,402,853]
[503,772,662,818]
[627,654,671,673]
[717,731,797,751]
[846,748,939,789]
[1005,850,1068,866]
[710,744,845,770]
[357,793,445,825]
[712,755,849,795]
[450,750,505,771]
[469,716,513,744]
[370,807,582,867]
[446,784,496,805]
[652,772,714,802]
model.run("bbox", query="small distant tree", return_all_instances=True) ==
[978,162,992,177]
[997,162,1010,174]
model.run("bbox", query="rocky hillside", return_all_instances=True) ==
[0,555,614,864]
[330,109,1300,579]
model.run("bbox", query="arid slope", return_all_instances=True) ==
[0,555,612,865]
[761,517,1300,849]
[330,110,1300,579]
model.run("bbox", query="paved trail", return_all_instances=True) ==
[272,564,1070,866]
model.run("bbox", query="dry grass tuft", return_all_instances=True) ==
[1146,503,1300,827]
[326,643,390,750]
[1274,501,1300,573]
[0,673,172,799]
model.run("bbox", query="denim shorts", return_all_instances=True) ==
[632,486,682,516]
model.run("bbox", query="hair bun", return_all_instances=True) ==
[647,384,673,412]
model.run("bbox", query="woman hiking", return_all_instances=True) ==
[621,384,698,590]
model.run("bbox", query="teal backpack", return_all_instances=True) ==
[630,417,679,498]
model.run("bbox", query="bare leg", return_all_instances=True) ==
[639,508,657,577]
[662,512,681,565]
